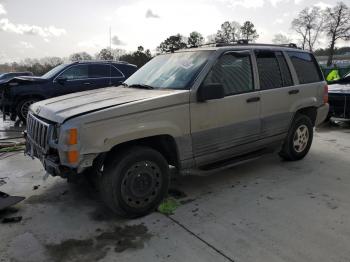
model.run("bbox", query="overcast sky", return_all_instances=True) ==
[0,0,348,62]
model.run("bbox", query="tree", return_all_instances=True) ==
[272,33,292,44]
[188,31,204,47]
[323,2,350,66]
[120,46,153,67]
[96,48,114,60]
[69,52,92,61]
[157,34,187,53]
[291,7,324,51]
[240,21,259,42]
[215,21,241,43]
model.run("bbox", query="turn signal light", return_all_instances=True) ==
[67,150,79,164]
[323,84,328,104]
[68,128,78,145]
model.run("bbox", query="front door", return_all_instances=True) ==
[53,64,90,96]
[190,51,261,166]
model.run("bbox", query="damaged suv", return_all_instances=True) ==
[25,44,329,217]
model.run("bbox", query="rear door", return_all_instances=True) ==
[256,50,295,138]
[190,51,261,166]
[88,64,112,89]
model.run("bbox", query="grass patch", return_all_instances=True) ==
[0,145,25,153]
[158,197,180,215]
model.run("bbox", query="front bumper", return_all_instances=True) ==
[25,136,77,178]
[315,103,329,125]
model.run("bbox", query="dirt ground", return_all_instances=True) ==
[1,117,350,262]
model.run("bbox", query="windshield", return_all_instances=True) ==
[41,64,66,79]
[124,50,213,90]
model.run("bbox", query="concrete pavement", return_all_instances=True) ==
[0,122,349,262]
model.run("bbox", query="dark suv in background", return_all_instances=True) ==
[0,61,137,121]
[0,72,33,84]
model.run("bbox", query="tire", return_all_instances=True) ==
[279,114,313,161]
[17,98,40,122]
[100,146,170,218]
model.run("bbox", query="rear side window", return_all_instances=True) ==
[111,66,124,77]
[89,64,110,78]
[203,53,253,95]
[255,51,283,90]
[287,52,323,84]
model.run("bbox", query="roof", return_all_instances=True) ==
[174,42,310,54]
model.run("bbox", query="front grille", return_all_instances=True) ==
[27,113,52,152]
[329,94,350,118]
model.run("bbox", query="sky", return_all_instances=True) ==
[0,0,348,63]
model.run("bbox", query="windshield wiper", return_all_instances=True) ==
[128,84,154,90]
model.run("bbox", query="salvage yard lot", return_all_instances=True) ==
[1,120,350,262]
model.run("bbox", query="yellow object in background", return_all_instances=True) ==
[326,69,341,82]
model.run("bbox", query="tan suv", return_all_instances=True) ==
[25,43,329,217]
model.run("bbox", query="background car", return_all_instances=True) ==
[0,61,137,122]
[328,71,350,119]
[0,72,33,84]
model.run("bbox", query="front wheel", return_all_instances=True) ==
[17,98,40,122]
[280,114,313,161]
[100,146,170,218]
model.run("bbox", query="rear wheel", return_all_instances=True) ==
[280,114,313,161]
[100,146,170,218]
[17,98,40,122]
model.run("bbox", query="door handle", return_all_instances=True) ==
[83,82,91,85]
[246,97,260,103]
[288,89,299,95]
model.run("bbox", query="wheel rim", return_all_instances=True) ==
[293,124,309,153]
[121,161,162,208]
[20,100,36,119]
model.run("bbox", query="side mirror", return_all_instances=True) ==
[56,76,67,84]
[197,83,225,102]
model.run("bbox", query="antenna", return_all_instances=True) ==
[109,26,112,50]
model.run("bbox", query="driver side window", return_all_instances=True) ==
[60,65,88,80]
[204,53,254,96]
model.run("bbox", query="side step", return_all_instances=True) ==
[181,148,273,176]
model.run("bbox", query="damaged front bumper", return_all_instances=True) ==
[25,131,77,178]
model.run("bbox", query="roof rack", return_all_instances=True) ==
[71,60,132,64]
[187,40,300,50]
[215,40,299,49]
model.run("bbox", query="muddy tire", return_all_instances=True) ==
[279,114,313,161]
[17,98,40,122]
[100,146,170,218]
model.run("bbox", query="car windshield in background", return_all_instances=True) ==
[41,64,66,79]
[124,50,213,90]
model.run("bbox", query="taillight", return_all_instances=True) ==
[323,84,328,104]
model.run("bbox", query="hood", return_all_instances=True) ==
[328,83,350,94]
[0,76,47,87]
[30,86,187,123]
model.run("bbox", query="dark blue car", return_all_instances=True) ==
[0,72,33,84]
[0,61,137,121]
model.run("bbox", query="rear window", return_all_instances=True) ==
[111,66,124,77]
[287,52,323,84]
